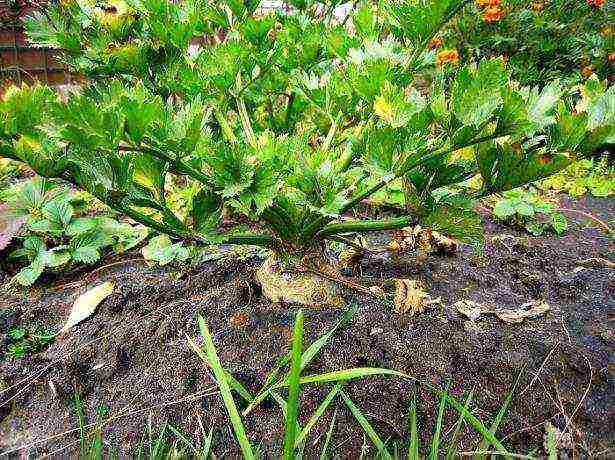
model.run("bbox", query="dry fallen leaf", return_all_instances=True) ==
[577,257,615,269]
[389,225,459,256]
[432,231,459,256]
[393,279,440,315]
[60,282,115,334]
[454,299,488,321]
[369,285,387,297]
[454,298,550,324]
[495,299,551,324]
[338,236,367,270]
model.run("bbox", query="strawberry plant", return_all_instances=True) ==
[492,188,567,236]
[0,0,613,302]
[1,178,147,285]
[538,157,614,197]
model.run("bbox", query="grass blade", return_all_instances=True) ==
[298,367,410,385]
[167,425,197,456]
[428,380,451,460]
[196,314,255,460]
[477,371,523,454]
[445,389,474,460]
[74,392,86,455]
[243,306,357,416]
[187,334,253,402]
[270,391,302,436]
[341,390,392,460]
[296,382,343,447]
[422,382,506,452]
[319,408,338,460]
[300,305,358,370]
[201,426,214,459]
[407,390,419,459]
[283,309,304,460]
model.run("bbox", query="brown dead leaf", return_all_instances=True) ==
[389,225,459,256]
[369,285,386,297]
[393,279,440,316]
[432,231,459,256]
[454,298,551,324]
[577,257,615,269]
[495,299,551,323]
[454,299,489,321]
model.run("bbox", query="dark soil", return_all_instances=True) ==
[0,195,613,458]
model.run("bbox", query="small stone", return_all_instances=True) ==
[370,327,384,336]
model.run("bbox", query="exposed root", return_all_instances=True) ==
[255,255,345,308]
[255,254,387,307]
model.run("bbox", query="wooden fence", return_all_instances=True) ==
[0,0,72,86]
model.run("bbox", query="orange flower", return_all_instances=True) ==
[581,65,596,77]
[587,0,604,6]
[608,52,615,62]
[476,0,500,8]
[483,6,505,22]
[437,49,459,65]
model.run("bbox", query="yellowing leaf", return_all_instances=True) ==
[374,96,394,123]
[60,282,115,334]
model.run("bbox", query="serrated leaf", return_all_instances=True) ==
[65,217,98,236]
[12,256,46,286]
[142,234,188,266]
[452,59,508,129]
[42,199,73,228]
[551,213,567,235]
[45,247,72,267]
[516,202,534,217]
[587,85,615,131]
[493,200,515,219]
[72,245,102,264]
[192,190,222,233]
[422,205,484,251]
[60,282,114,334]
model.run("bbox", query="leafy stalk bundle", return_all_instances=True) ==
[0,0,612,269]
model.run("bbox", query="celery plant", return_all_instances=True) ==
[1,0,612,296]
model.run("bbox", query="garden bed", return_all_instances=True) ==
[0,195,613,457]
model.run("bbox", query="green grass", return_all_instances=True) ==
[66,308,532,459]
[187,309,528,459]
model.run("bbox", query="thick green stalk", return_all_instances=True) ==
[0,141,19,161]
[340,131,505,215]
[315,215,415,239]
[137,142,212,185]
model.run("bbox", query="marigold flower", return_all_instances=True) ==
[609,52,615,62]
[436,49,459,65]
[483,6,505,22]
[587,0,604,7]
[581,65,596,77]
[476,0,500,8]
